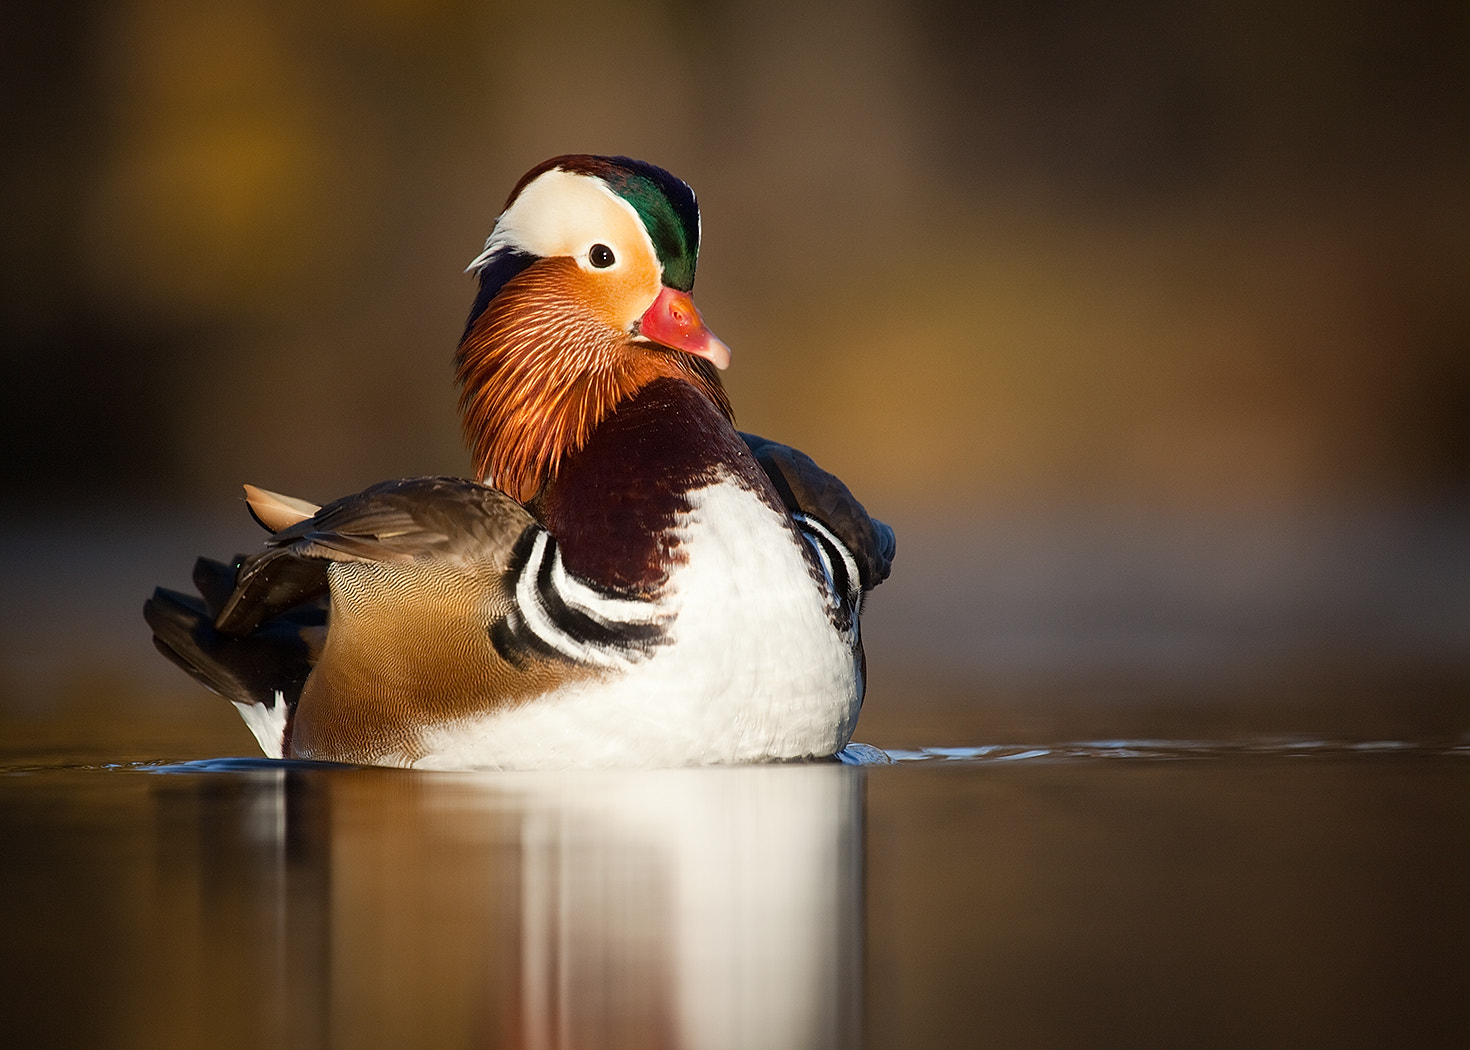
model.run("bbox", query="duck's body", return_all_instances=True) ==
[145,155,892,770]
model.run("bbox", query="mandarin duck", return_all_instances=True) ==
[144,155,894,769]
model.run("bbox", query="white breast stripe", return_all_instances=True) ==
[549,543,664,627]
[792,513,863,613]
[513,531,648,668]
[800,518,836,590]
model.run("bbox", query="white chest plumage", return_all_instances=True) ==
[415,475,862,770]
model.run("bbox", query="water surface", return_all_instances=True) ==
[3,742,1466,1049]
[2,510,1467,1046]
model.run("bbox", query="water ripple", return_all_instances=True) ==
[880,739,1470,763]
[3,740,1466,776]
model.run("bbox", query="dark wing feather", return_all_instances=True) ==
[263,475,532,561]
[214,551,330,634]
[740,433,895,591]
[215,477,535,633]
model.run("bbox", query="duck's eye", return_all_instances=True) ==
[588,243,616,268]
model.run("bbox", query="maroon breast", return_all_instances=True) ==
[533,377,786,595]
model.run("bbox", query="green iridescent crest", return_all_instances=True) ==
[596,158,701,292]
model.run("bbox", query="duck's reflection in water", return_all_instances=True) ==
[154,762,863,1050]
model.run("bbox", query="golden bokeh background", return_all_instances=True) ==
[3,14,1467,1046]
[6,0,1467,514]
[2,0,1468,753]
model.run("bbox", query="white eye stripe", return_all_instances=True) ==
[467,169,657,277]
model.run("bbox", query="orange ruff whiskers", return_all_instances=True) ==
[456,259,733,502]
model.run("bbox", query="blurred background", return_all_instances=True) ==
[2,0,1467,755]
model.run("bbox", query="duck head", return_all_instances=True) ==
[456,155,734,502]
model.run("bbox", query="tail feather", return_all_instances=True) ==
[143,586,317,714]
[192,556,244,620]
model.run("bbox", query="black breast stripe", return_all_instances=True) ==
[793,512,862,635]
[493,527,668,668]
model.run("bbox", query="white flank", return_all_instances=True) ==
[416,474,862,769]
[230,690,288,760]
